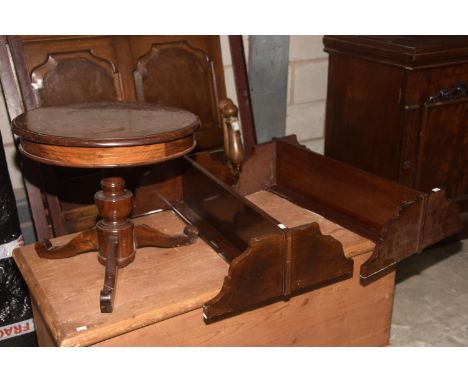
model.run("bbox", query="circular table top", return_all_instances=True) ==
[12,102,200,148]
[12,102,200,168]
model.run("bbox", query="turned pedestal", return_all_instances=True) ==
[95,176,135,269]
[12,102,200,312]
[95,176,135,312]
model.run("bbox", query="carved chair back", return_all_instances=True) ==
[0,35,234,239]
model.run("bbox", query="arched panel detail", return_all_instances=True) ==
[134,41,221,145]
[31,50,123,106]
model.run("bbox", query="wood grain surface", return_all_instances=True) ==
[12,102,199,147]
[14,191,394,347]
[2,36,231,239]
[13,102,199,168]
[14,212,228,346]
[94,251,394,346]
[246,191,375,258]
[323,36,468,230]
[238,137,461,279]
[18,135,196,168]
[323,35,468,68]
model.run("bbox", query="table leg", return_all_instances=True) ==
[34,174,199,314]
[35,228,98,259]
[100,233,118,313]
[135,224,198,248]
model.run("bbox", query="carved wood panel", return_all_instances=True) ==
[324,53,404,181]
[416,96,468,202]
[134,41,222,149]
[31,50,123,106]
[19,35,226,150]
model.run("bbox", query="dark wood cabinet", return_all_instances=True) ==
[323,36,468,222]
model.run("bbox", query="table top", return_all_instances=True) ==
[12,102,200,148]
[12,102,200,168]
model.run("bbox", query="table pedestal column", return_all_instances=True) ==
[95,176,135,312]
[95,176,135,268]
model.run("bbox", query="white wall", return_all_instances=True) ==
[220,35,327,154]
[1,35,328,197]
[286,36,328,154]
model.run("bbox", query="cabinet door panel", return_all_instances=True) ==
[324,54,404,181]
[416,99,468,204]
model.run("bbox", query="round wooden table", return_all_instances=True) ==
[13,102,200,313]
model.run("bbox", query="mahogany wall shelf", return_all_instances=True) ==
[139,154,350,321]
[137,135,461,321]
[236,136,462,279]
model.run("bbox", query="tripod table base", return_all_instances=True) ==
[34,176,198,313]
